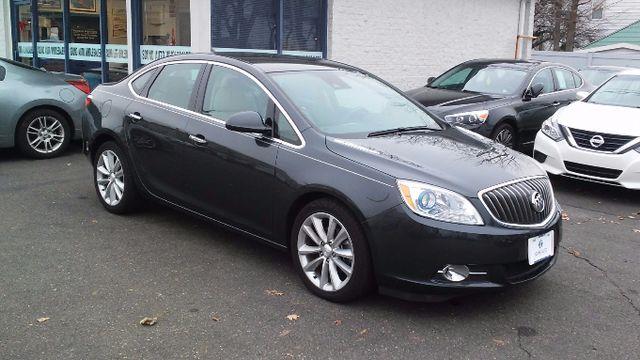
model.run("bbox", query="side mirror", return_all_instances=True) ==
[225,111,271,136]
[524,83,544,100]
[426,76,436,85]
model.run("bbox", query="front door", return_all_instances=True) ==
[180,64,278,239]
[516,68,558,145]
[125,62,205,203]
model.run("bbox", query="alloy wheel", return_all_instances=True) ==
[297,212,354,292]
[495,128,514,148]
[96,150,125,206]
[25,116,65,154]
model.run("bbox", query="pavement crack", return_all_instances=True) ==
[561,245,640,317]
[516,332,532,358]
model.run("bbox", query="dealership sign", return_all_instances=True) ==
[18,42,191,64]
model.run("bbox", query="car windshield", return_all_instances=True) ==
[580,69,617,87]
[429,64,527,95]
[269,69,441,137]
[587,75,640,108]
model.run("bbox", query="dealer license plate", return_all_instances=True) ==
[528,230,554,265]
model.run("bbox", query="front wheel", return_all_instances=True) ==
[491,123,516,149]
[93,141,139,214]
[291,199,374,302]
[16,109,71,158]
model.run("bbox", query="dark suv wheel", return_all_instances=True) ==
[291,199,374,302]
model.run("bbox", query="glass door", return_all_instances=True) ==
[139,0,191,65]
[36,0,65,71]
[106,0,128,81]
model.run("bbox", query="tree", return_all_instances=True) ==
[534,0,611,51]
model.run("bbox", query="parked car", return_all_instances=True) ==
[534,70,640,189]
[579,65,634,87]
[406,59,590,150]
[84,54,561,302]
[0,58,89,158]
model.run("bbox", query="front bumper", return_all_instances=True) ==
[534,131,640,189]
[364,204,562,301]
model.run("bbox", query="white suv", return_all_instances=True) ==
[534,70,640,189]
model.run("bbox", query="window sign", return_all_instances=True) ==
[140,45,192,64]
[18,42,129,63]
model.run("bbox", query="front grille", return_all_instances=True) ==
[564,161,622,179]
[480,177,554,226]
[568,128,636,152]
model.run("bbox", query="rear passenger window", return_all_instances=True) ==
[131,69,156,95]
[572,72,583,88]
[553,68,576,90]
[531,69,555,94]
[148,63,203,109]
[202,65,270,121]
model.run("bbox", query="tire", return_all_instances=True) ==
[491,122,517,149]
[16,109,71,159]
[93,141,139,214]
[290,198,374,302]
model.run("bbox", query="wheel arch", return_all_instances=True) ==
[88,129,127,163]
[14,104,75,143]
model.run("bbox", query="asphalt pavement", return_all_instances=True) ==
[1,145,639,359]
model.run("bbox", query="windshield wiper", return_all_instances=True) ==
[367,126,436,137]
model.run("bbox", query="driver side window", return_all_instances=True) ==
[531,69,555,95]
[202,65,269,122]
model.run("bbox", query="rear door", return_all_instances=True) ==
[551,67,581,106]
[515,68,558,145]
[180,64,279,239]
[124,62,206,203]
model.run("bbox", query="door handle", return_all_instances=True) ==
[128,112,143,122]
[552,101,561,106]
[189,134,207,145]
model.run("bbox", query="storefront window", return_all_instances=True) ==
[140,0,191,64]
[106,0,129,82]
[212,0,277,53]
[36,0,65,72]
[15,1,33,65]
[283,0,322,56]
[68,0,102,86]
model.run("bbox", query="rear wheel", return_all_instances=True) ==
[491,123,516,149]
[93,141,139,214]
[16,109,71,158]
[291,199,374,302]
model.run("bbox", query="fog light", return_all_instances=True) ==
[440,265,470,282]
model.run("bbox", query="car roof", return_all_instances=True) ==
[582,65,636,71]
[618,68,640,76]
[151,52,357,73]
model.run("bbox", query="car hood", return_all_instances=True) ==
[325,127,545,197]
[556,101,640,136]
[406,86,504,106]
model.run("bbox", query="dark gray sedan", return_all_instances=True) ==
[0,58,89,158]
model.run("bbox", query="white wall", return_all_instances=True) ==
[0,0,11,58]
[328,0,525,90]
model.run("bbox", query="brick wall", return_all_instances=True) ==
[328,0,523,90]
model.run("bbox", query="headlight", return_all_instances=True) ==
[444,110,489,127]
[397,180,484,225]
[541,116,563,141]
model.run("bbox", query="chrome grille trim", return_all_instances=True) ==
[567,127,637,153]
[478,176,557,229]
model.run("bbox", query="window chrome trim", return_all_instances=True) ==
[477,176,558,229]
[126,59,306,149]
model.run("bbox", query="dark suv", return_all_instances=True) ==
[406,59,591,150]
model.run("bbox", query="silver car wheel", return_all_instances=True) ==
[96,150,125,206]
[26,116,65,154]
[297,212,354,292]
[495,128,514,148]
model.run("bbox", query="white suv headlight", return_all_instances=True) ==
[541,116,563,141]
[397,180,484,225]
[444,110,489,127]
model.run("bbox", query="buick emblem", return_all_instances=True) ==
[589,135,605,148]
[530,191,545,213]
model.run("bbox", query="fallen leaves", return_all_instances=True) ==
[139,317,157,326]
[561,212,570,221]
[358,329,368,336]
[566,247,581,257]
[265,289,284,296]
[633,229,640,233]
[36,317,50,323]
[279,329,291,337]
[333,319,342,326]
[211,315,220,322]
[492,338,506,347]
[286,314,299,321]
